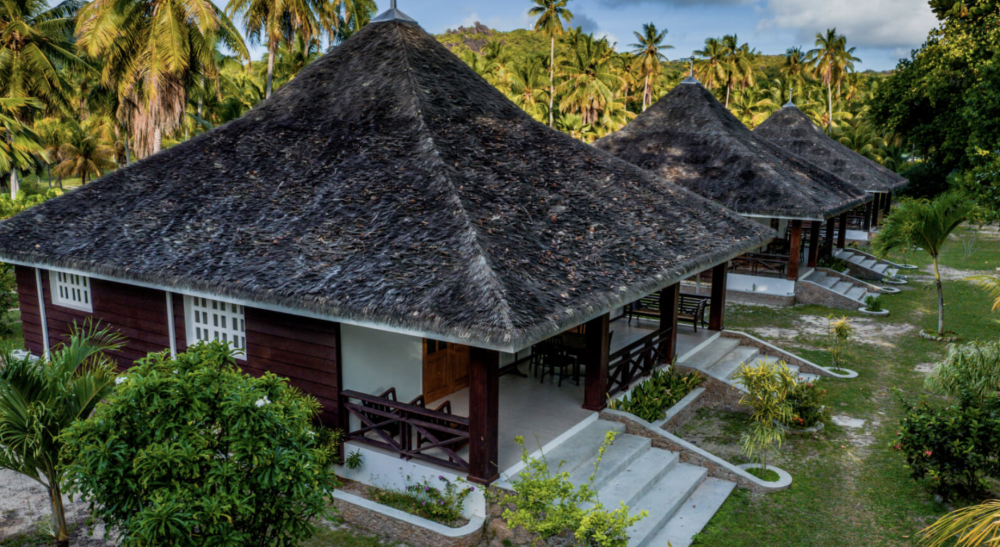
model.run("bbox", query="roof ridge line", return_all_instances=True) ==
[392,23,518,333]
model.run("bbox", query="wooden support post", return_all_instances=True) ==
[824,217,835,258]
[468,347,500,485]
[787,220,803,280]
[582,313,611,411]
[862,199,873,232]
[659,284,680,362]
[883,192,892,216]
[837,213,848,249]
[708,263,727,331]
[871,193,882,228]
[807,221,821,268]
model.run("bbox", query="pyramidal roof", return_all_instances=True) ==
[593,80,871,221]
[754,104,908,193]
[0,17,772,352]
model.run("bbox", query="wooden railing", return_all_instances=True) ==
[607,326,672,396]
[729,253,788,278]
[342,390,471,472]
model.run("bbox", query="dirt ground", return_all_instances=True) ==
[746,315,916,349]
[0,469,113,545]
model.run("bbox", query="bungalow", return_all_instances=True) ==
[0,11,772,489]
[593,76,885,309]
[753,101,910,280]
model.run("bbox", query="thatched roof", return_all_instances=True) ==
[593,79,871,222]
[0,19,772,353]
[753,104,908,193]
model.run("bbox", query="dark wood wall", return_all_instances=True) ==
[15,266,170,367]
[14,266,343,427]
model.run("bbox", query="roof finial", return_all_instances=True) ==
[783,86,796,108]
[373,0,416,23]
[681,57,700,85]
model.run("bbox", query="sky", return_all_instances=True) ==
[370,0,939,71]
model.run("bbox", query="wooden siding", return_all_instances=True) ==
[245,308,343,427]
[14,267,343,427]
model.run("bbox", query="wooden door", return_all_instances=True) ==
[423,340,470,403]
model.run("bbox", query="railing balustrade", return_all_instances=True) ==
[342,390,471,472]
[607,326,672,396]
[729,253,789,278]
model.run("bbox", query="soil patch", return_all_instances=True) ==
[747,316,916,348]
[0,469,114,544]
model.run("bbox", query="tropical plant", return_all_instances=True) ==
[731,360,797,473]
[694,37,730,91]
[926,342,1000,406]
[780,46,811,97]
[864,294,883,312]
[0,321,124,546]
[62,340,341,547]
[52,124,116,184]
[497,432,646,545]
[345,448,364,470]
[0,264,15,335]
[782,381,829,429]
[529,0,574,127]
[827,316,854,371]
[872,192,974,336]
[968,274,1000,313]
[629,23,672,111]
[606,365,703,422]
[0,97,45,197]
[78,0,249,158]
[807,28,859,134]
[369,475,474,526]
[919,500,1000,546]
[558,33,621,125]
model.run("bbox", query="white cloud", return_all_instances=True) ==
[757,0,938,50]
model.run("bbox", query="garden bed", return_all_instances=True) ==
[338,478,472,529]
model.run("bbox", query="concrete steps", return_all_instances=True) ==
[803,271,873,307]
[835,249,901,280]
[544,420,735,547]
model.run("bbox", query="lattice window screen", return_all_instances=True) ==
[185,296,246,360]
[50,271,93,312]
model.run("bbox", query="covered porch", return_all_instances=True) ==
[338,264,731,484]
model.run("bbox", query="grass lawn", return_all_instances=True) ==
[878,224,1000,273]
[689,275,1000,547]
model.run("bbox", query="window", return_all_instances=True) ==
[50,270,92,312]
[184,296,246,359]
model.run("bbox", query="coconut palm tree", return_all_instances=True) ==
[780,47,810,98]
[78,0,248,158]
[836,117,886,162]
[0,322,124,546]
[968,274,1000,313]
[919,500,1000,546]
[558,34,621,125]
[507,55,550,122]
[529,0,574,127]
[629,23,672,111]
[317,0,375,45]
[53,124,116,185]
[694,37,731,91]
[227,0,320,100]
[872,192,974,336]
[0,97,44,197]
[807,29,860,135]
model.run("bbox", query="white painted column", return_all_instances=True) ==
[34,268,50,358]
[166,292,177,359]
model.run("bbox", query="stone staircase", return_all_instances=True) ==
[680,337,820,386]
[546,420,736,547]
[801,269,872,307]
[834,248,900,280]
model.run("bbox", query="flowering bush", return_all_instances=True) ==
[782,381,829,429]
[369,475,474,526]
[61,341,340,546]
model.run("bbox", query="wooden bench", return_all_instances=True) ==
[626,293,710,331]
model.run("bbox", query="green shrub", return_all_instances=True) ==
[925,342,1000,406]
[61,341,340,547]
[0,264,16,336]
[893,395,1000,500]
[818,256,849,271]
[864,294,884,312]
[781,381,829,429]
[606,365,704,422]
[496,433,646,545]
[369,476,474,526]
[731,360,797,472]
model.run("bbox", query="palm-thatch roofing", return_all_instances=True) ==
[593,79,871,222]
[0,18,772,353]
[753,104,908,193]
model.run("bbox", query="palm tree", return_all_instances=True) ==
[0,97,44,197]
[227,0,320,100]
[780,47,810,98]
[968,275,1000,313]
[836,117,886,162]
[694,37,731,91]
[0,322,124,546]
[507,55,550,122]
[317,0,375,45]
[529,0,574,128]
[807,29,860,135]
[558,34,621,125]
[77,0,248,158]
[53,125,116,185]
[919,500,1000,546]
[629,23,672,111]
[872,192,974,336]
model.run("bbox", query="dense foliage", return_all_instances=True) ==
[731,360,797,472]
[871,0,1000,202]
[895,341,1000,500]
[0,322,123,545]
[781,381,829,429]
[498,433,647,546]
[606,365,703,422]
[61,341,340,547]
[368,476,474,526]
